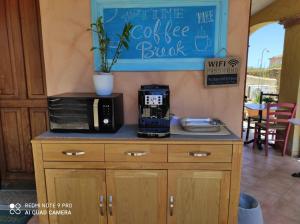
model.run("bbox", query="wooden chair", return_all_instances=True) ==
[245,92,279,141]
[252,102,297,156]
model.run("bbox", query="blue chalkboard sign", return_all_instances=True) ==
[91,0,228,71]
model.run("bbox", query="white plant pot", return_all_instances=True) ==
[93,73,114,96]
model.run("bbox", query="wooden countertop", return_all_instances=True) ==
[32,125,241,144]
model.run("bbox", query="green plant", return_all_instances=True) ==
[88,16,133,73]
[253,92,276,104]
[262,97,275,103]
[253,92,260,103]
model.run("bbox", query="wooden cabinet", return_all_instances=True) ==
[168,171,230,224]
[32,137,243,224]
[45,169,167,224]
[106,170,167,224]
[0,0,48,186]
[45,169,106,224]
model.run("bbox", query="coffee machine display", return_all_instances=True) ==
[138,85,170,138]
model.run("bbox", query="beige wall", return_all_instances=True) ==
[280,25,300,104]
[280,24,300,156]
[251,0,300,27]
[39,0,251,136]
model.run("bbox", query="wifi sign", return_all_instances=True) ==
[228,58,239,67]
[205,56,241,87]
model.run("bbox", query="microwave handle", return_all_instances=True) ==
[93,99,100,131]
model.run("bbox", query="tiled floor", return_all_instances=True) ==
[27,144,300,224]
[241,144,300,224]
[27,215,38,224]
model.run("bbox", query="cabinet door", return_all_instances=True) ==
[45,169,107,224]
[19,0,47,98]
[0,108,32,178]
[29,108,49,138]
[106,170,167,224]
[168,171,230,224]
[0,0,27,99]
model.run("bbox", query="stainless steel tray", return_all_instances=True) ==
[180,118,224,132]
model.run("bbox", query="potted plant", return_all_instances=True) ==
[262,97,275,104]
[88,17,133,95]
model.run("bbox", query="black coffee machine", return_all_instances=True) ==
[138,85,170,138]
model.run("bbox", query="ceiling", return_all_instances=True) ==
[251,0,275,15]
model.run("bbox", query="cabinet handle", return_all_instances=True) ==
[125,151,147,157]
[108,195,113,216]
[169,195,174,216]
[188,151,211,157]
[99,195,104,216]
[62,150,85,156]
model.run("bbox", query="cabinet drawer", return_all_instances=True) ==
[105,144,167,162]
[168,145,232,163]
[42,144,104,161]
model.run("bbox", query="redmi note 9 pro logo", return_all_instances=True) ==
[9,203,21,215]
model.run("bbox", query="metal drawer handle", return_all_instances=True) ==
[99,195,104,216]
[169,195,174,216]
[108,195,113,216]
[125,151,148,157]
[62,150,86,156]
[188,151,211,157]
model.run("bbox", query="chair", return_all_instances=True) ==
[252,102,297,156]
[245,92,279,141]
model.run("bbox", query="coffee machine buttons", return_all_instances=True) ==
[145,95,163,106]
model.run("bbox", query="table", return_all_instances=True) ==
[244,103,266,111]
[244,103,265,146]
[289,118,300,126]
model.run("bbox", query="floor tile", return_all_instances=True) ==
[242,132,300,224]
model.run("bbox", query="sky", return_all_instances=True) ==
[248,23,285,68]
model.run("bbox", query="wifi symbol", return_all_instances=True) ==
[228,59,239,67]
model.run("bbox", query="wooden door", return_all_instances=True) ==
[0,0,48,186]
[168,171,231,224]
[45,169,107,224]
[106,170,167,224]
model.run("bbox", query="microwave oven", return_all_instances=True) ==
[48,93,123,133]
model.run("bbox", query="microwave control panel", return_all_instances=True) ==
[101,103,112,125]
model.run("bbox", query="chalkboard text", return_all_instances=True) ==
[131,19,190,59]
[103,6,217,60]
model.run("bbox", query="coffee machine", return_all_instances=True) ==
[138,85,170,138]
